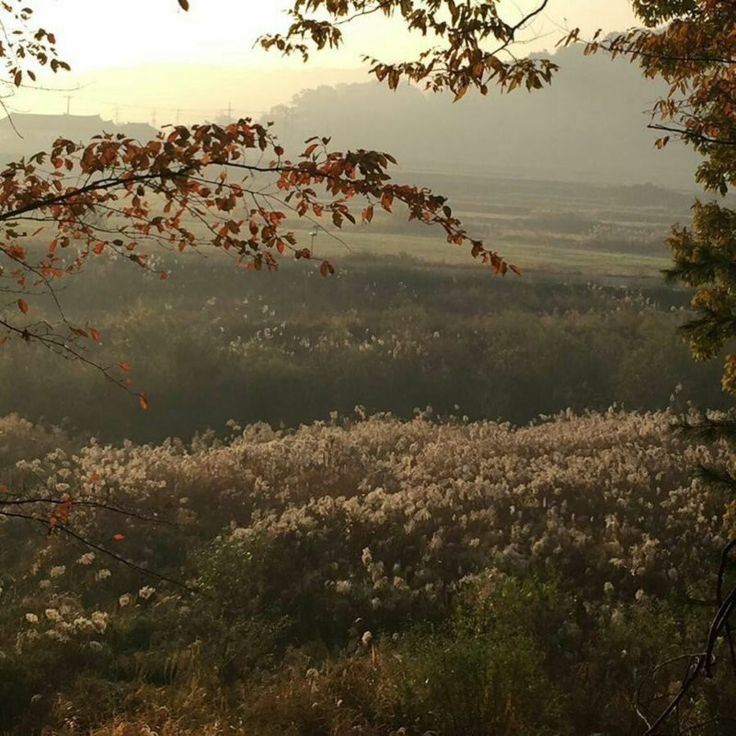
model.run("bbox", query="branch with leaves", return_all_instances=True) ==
[0,121,515,402]
[0,491,197,592]
[259,0,558,100]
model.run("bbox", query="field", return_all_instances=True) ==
[1,173,733,735]
[277,172,696,281]
[0,247,725,443]
[0,172,717,445]
[299,228,672,278]
[0,409,734,735]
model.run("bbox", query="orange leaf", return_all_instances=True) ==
[118,362,131,372]
[17,298,28,314]
[112,533,126,542]
[138,393,150,411]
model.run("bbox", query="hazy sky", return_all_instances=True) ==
[9,0,639,123]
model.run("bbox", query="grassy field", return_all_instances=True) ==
[299,228,672,279]
[279,173,695,281]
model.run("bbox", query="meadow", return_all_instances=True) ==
[0,250,725,444]
[1,175,733,734]
[1,408,734,735]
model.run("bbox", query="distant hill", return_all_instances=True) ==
[0,113,157,162]
[0,45,704,190]
[268,44,701,189]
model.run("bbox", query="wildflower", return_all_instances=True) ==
[138,585,156,601]
[118,594,133,608]
[44,608,62,622]
[77,552,96,566]
[90,611,109,633]
[25,613,39,625]
[73,617,96,633]
[49,565,66,578]
[46,629,70,643]
[361,548,373,567]
[335,580,352,595]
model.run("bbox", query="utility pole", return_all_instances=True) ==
[64,95,71,115]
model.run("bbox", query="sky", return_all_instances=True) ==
[6,0,639,124]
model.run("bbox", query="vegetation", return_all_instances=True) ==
[1,408,734,735]
[0,255,722,443]
[1,0,735,733]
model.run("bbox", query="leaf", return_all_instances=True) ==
[177,0,189,9]
[453,84,469,102]
[17,298,28,314]
[118,362,131,372]
[138,393,150,411]
[112,533,126,542]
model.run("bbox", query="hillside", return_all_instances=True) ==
[269,44,700,188]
